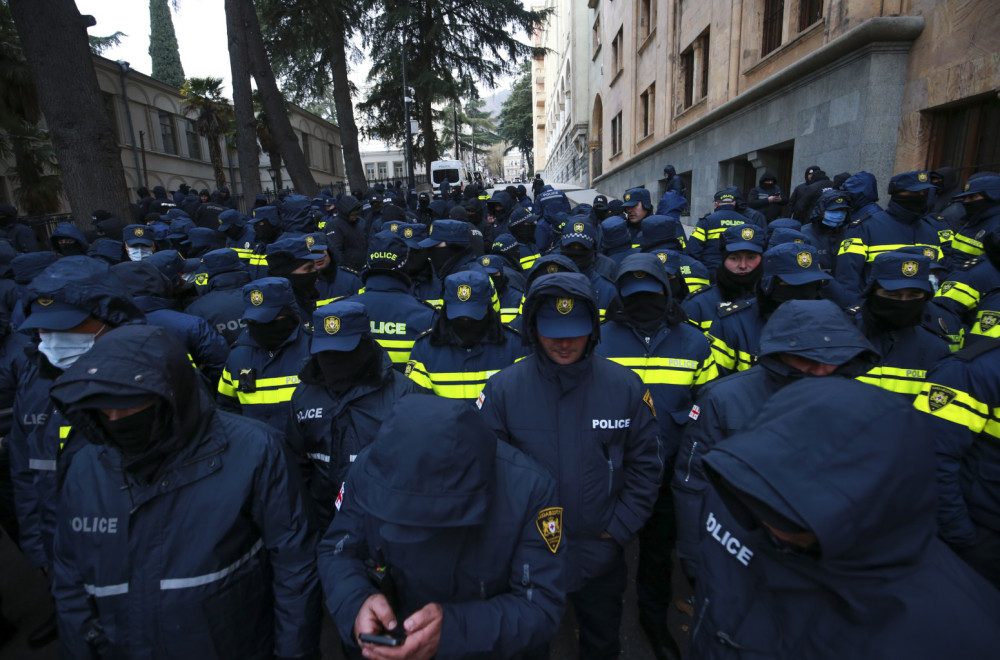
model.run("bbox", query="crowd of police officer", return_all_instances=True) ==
[0,163,999,659]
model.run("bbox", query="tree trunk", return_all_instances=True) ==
[420,101,436,182]
[208,137,226,189]
[327,24,366,193]
[225,0,260,204]
[240,0,316,196]
[9,0,132,225]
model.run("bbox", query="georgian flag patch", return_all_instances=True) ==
[335,482,345,511]
[476,391,486,409]
[689,405,701,421]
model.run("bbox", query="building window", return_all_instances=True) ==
[377,162,387,178]
[592,15,602,58]
[301,132,311,167]
[799,0,823,31]
[925,94,1000,180]
[680,31,709,111]
[365,163,376,179]
[611,27,624,77]
[639,84,654,139]
[611,111,623,156]
[700,33,710,100]
[183,119,201,160]
[394,162,404,179]
[681,48,694,109]
[637,0,654,42]
[158,111,176,155]
[762,0,784,56]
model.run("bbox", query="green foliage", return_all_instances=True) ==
[439,97,500,162]
[88,31,126,56]
[498,60,534,172]
[148,0,185,89]
[181,77,233,187]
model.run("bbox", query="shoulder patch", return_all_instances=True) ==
[536,507,563,553]
[404,360,415,375]
[476,390,485,409]
[926,385,956,412]
[689,404,700,421]
[643,389,656,416]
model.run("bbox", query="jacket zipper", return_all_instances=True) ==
[683,440,699,483]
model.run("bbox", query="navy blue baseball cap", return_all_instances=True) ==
[443,270,494,320]
[649,249,682,276]
[266,235,324,262]
[509,210,538,229]
[953,175,1000,201]
[763,243,831,285]
[311,301,369,353]
[714,188,739,204]
[305,232,328,253]
[617,269,666,297]
[767,227,810,248]
[366,231,408,272]
[187,227,218,250]
[20,298,90,331]
[622,188,651,209]
[471,254,504,275]
[722,225,766,254]
[887,170,936,194]
[202,248,243,276]
[419,219,470,248]
[217,209,245,231]
[392,222,428,249]
[242,277,297,323]
[251,205,281,227]
[490,234,519,259]
[638,215,682,250]
[166,208,189,221]
[122,224,154,247]
[166,217,195,240]
[561,220,599,248]
[823,194,851,211]
[867,251,933,293]
[535,293,593,338]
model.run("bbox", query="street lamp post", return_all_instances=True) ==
[401,28,416,191]
[116,61,143,190]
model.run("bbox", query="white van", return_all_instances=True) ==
[430,160,470,197]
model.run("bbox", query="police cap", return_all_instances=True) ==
[311,301,368,353]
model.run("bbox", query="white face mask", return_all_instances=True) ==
[127,246,153,262]
[38,326,105,370]
[181,271,198,284]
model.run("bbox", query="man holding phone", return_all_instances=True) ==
[318,394,566,659]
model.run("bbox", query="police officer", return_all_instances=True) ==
[709,242,831,374]
[638,214,688,253]
[943,174,1000,267]
[345,231,436,371]
[683,225,766,333]
[265,235,324,326]
[317,395,566,658]
[184,248,252,347]
[216,208,255,262]
[558,220,617,319]
[840,170,883,224]
[218,278,311,432]
[393,222,442,303]
[122,224,156,262]
[932,225,1000,329]
[328,195,368,272]
[836,170,948,304]
[485,190,516,244]
[595,253,716,659]
[853,252,950,399]
[470,254,523,325]
[247,205,282,279]
[690,377,1000,657]
[508,209,542,270]
[601,215,639,266]
[308,232,363,304]
[801,189,851,273]
[479,272,661,658]
[407,271,523,399]
[286,301,421,531]
[622,187,653,243]
[417,219,478,296]
[686,189,757,278]
[0,203,38,253]
[746,170,786,223]
[48,222,89,257]
[50,325,321,659]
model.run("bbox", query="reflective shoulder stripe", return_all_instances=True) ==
[59,426,72,439]
[914,381,989,433]
[237,387,298,405]
[218,368,237,398]
[856,366,927,396]
[84,582,129,597]
[307,452,331,463]
[160,538,264,590]
[690,227,707,242]
[837,237,867,257]
[28,459,57,471]
[935,280,979,310]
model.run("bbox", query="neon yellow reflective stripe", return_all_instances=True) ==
[677,236,687,250]
[970,312,1000,339]
[694,354,719,385]
[424,299,443,309]
[708,334,737,372]
[500,308,519,324]
[951,233,984,256]
[935,280,979,310]
[236,387,297,405]
[607,357,701,385]
[690,227,707,242]
[249,254,268,266]
[520,254,539,269]
[406,361,499,399]
[705,227,727,239]
[252,374,300,389]
[856,366,927,396]
[914,382,989,433]
[837,237,867,257]
[59,425,72,451]
[218,369,237,398]
[375,338,415,364]
[685,276,710,293]
[865,243,941,262]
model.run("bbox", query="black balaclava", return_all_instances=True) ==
[668,277,685,300]
[404,248,430,277]
[254,221,280,244]
[889,192,928,217]
[984,232,1000,272]
[863,293,927,332]
[96,399,174,484]
[248,313,299,350]
[759,281,823,317]
[55,241,87,257]
[563,245,595,273]
[450,317,491,347]
[315,335,381,393]
[489,271,509,295]
[716,260,763,301]
[623,291,669,331]
[224,224,244,240]
[428,245,465,273]
[512,224,536,244]
[270,257,320,301]
[962,197,994,224]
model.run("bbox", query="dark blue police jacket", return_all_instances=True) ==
[318,395,567,659]
[343,274,437,370]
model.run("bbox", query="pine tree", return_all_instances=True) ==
[499,60,534,174]
[149,0,185,89]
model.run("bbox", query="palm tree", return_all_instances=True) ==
[180,76,233,189]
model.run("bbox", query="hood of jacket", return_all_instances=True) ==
[758,170,778,187]
[352,394,496,528]
[523,271,600,349]
[601,216,632,251]
[50,222,90,250]
[757,300,880,377]
[703,377,936,590]
[803,165,822,183]
[27,256,145,327]
[657,190,686,217]
[49,324,215,465]
[112,260,172,298]
[280,194,314,232]
[842,171,879,209]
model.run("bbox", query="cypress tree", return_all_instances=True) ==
[149,0,185,89]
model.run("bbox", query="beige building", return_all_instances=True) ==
[359,146,407,187]
[0,55,347,214]
[535,1,1000,219]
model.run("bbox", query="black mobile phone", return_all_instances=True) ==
[359,632,405,647]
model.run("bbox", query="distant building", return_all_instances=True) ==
[359,146,407,188]
[0,54,346,214]
[534,1,1000,219]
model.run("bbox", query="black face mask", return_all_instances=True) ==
[563,248,595,272]
[490,272,509,294]
[254,222,280,244]
[984,233,1000,272]
[716,261,763,300]
[668,277,686,300]
[96,402,164,457]
[760,281,822,316]
[315,336,380,392]
[962,198,993,223]
[512,225,536,244]
[623,292,669,326]
[864,294,926,331]
[889,195,927,217]
[450,316,490,346]
[224,224,244,240]
[285,271,320,299]
[429,245,463,274]
[248,315,299,350]
[404,250,429,276]
[56,243,87,257]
